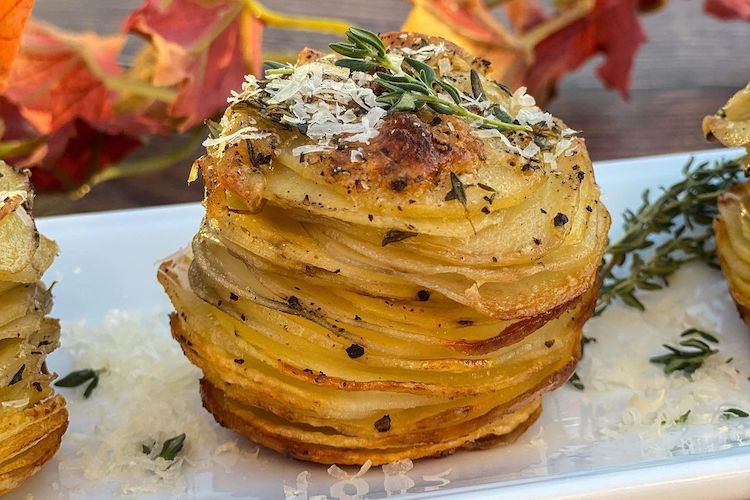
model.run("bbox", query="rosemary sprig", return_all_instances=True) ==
[329,27,531,133]
[596,157,745,315]
[649,328,718,375]
[55,368,106,399]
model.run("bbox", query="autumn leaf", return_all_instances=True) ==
[26,120,141,193]
[0,0,34,93]
[403,0,528,89]
[704,0,750,20]
[402,0,647,106]
[123,0,263,131]
[0,21,156,191]
[3,20,129,135]
[521,0,647,103]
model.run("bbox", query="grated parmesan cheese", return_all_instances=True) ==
[576,263,750,445]
[55,310,258,496]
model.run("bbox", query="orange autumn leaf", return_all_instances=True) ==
[403,0,528,89]
[0,21,146,191]
[402,0,647,105]
[704,0,750,19]
[0,0,35,93]
[4,20,126,135]
[123,0,263,131]
[521,0,647,103]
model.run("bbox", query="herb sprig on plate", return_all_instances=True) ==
[142,433,187,461]
[55,368,106,398]
[596,157,745,315]
[329,27,531,133]
[650,328,719,375]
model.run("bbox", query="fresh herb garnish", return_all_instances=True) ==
[328,27,531,133]
[158,433,187,460]
[649,328,718,375]
[722,408,749,419]
[674,409,691,423]
[596,157,745,315]
[55,368,105,399]
[568,372,584,390]
[8,364,25,386]
[382,229,418,246]
[445,172,468,207]
[142,434,187,461]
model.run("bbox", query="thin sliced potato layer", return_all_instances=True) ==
[158,33,610,464]
[716,182,750,323]
[0,161,66,493]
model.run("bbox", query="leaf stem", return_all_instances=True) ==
[69,127,205,199]
[244,0,350,34]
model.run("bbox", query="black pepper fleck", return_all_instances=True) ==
[553,212,569,227]
[417,290,431,301]
[287,296,302,310]
[346,344,365,359]
[374,414,391,432]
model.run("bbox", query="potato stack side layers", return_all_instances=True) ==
[706,84,750,325]
[0,161,68,493]
[158,31,610,465]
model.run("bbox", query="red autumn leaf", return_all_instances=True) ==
[704,0,750,20]
[521,0,647,102]
[3,20,125,135]
[123,0,262,131]
[26,119,141,192]
[0,0,35,93]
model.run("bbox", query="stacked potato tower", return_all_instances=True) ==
[159,31,610,465]
[0,162,67,493]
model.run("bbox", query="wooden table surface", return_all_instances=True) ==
[31,0,750,215]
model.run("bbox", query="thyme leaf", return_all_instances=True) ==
[596,157,745,315]
[568,372,584,390]
[722,408,749,419]
[674,410,691,424]
[445,172,468,207]
[158,433,187,461]
[8,364,24,386]
[381,230,418,247]
[649,328,718,375]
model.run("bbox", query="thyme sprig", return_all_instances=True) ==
[596,157,745,315]
[649,328,719,375]
[329,27,531,133]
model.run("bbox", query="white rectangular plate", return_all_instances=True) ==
[6,149,750,500]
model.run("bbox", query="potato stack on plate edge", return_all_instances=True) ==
[705,84,750,324]
[0,161,68,493]
[158,29,610,465]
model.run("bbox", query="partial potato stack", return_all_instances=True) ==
[0,162,67,493]
[706,84,750,323]
[159,31,610,465]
